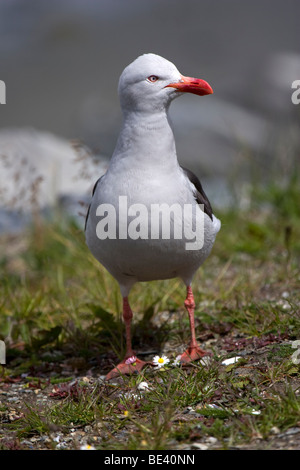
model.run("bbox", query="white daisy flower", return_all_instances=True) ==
[152,355,170,369]
[80,444,96,450]
[125,355,137,365]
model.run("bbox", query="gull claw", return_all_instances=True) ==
[179,346,211,364]
[105,357,148,380]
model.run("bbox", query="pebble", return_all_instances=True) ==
[7,397,20,403]
[278,427,300,438]
[20,440,34,448]
[191,443,209,450]
[137,381,149,391]
[84,425,93,433]
[270,426,280,435]
[221,356,242,366]
[206,436,218,444]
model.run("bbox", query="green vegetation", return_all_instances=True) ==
[0,161,300,450]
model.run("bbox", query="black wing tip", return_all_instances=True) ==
[181,166,213,221]
[84,176,103,232]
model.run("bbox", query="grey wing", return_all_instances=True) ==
[181,166,213,221]
[84,176,104,231]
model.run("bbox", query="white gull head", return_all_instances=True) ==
[118,53,213,115]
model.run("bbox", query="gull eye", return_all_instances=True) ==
[147,75,159,83]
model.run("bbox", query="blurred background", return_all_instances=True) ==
[0,0,299,231]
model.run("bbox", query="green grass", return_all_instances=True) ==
[0,165,300,450]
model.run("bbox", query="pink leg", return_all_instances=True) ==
[123,297,135,358]
[105,297,148,380]
[180,286,210,363]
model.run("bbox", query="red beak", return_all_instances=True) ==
[165,74,213,96]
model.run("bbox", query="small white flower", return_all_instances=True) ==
[125,355,137,365]
[207,404,222,410]
[152,355,170,369]
[221,356,242,366]
[123,391,139,400]
[172,355,182,366]
[80,444,96,450]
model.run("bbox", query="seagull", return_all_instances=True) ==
[85,53,221,380]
